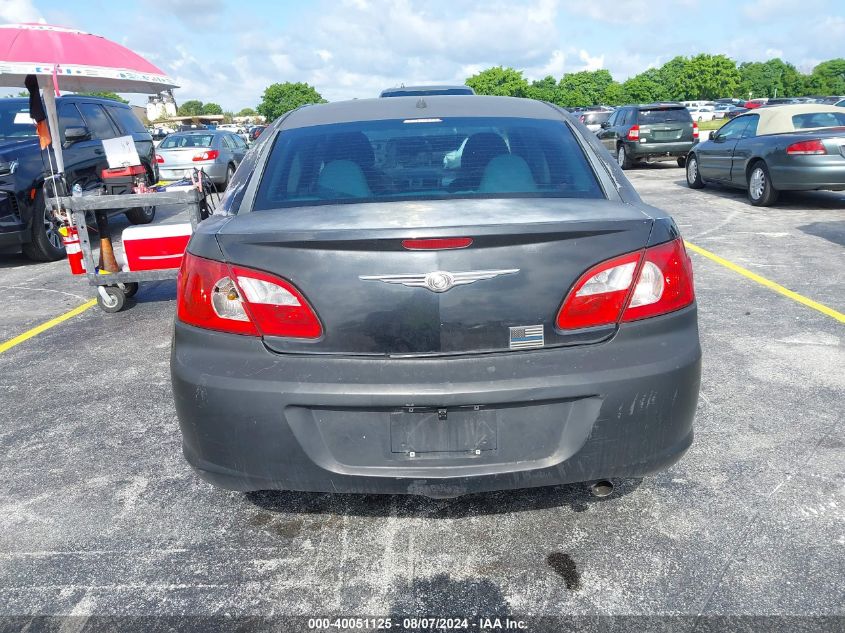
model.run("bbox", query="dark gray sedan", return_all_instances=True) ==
[171,96,701,498]
[686,105,845,205]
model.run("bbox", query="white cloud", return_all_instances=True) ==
[0,0,43,23]
[578,50,604,72]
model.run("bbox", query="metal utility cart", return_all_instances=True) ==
[48,189,205,312]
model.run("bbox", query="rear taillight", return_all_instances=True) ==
[627,124,640,141]
[786,140,827,155]
[693,121,699,139]
[402,238,472,250]
[177,253,322,338]
[579,115,586,123]
[192,149,220,161]
[155,154,164,164]
[556,238,694,330]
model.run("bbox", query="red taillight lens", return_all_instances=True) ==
[155,154,164,164]
[693,122,699,139]
[177,253,322,339]
[402,238,473,250]
[621,238,695,322]
[192,149,220,161]
[786,140,827,155]
[556,251,641,330]
[556,238,694,330]
[627,124,640,141]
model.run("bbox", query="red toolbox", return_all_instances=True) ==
[121,223,192,271]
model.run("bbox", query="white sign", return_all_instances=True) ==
[102,135,140,168]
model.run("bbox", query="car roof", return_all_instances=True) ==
[735,104,845,135]
[635,102,685,109]
[380,85,474,97]
[280,95,560,129]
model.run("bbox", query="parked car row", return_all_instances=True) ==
[686,104,845,206]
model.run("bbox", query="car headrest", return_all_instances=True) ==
[325,132,375,169]
[460,132,509,175]
[479,155,537,193]
[317,160,372,198]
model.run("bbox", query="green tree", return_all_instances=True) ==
[257,82,325,121]
[237,107,257,117]
[465,66,530,97]
[622,68,669,103]
[739,59,804,99]
[528,75,560,103]
[177,99,204,116]
[558,69,616,107]
[806,58,845,95]
[201,102,223,115]
[77,91,129,103]
[683,54,741,100]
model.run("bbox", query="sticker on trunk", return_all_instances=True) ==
[509,325,544,350]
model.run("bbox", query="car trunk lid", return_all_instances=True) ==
[216,198,653,356]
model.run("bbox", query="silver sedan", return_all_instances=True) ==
[155,130,247,188]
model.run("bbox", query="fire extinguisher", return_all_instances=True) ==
[59,225,85,275]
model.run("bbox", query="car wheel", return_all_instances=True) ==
[617,145,632,170]
[747,162,779,206]
[686,154,705,189]
[21,190,65,262]
[125,206,156,225]
[677,156,687,168]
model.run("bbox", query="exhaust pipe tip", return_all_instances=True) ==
[589,480,614,498]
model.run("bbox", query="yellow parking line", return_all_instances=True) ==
[684,241,845,324]
[0,299,97,354]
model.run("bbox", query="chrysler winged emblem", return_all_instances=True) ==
[359,269,519,293]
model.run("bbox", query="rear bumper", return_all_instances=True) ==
[171,307,701,497]
[159,163,227,184]
[769,160,845,191]
[628,141,696,160]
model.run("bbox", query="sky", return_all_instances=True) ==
[1,0,844,110]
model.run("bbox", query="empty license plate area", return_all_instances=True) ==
[390,406,497,454]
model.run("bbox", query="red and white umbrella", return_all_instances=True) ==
[0,23,179,172]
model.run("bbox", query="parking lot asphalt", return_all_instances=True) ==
[0,169,843,630]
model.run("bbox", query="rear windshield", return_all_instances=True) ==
[792,112,845,129]
[582,112,610,124]
[159,133,214,148]
[253,117,603,210]
[382,88,474,97]
[638,108,692,124]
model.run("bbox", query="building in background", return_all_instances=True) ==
[147,89,177,122]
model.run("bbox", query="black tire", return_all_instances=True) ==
[677,156,687,168]
[125,206,156,225]
[616,144,632,170]
[747,161,779,206]
[21,190,65,262]
[223,164,235,189]
[97,286,126,313]
[121,282,139,298]
[686,154,705,189]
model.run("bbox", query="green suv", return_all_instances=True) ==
[597,103,698,169]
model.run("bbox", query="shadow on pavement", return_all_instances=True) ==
[246,478,643,519]
[798,221,845,247]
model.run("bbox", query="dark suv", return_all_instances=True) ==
[597,103,698,169]
[0,96,157,261]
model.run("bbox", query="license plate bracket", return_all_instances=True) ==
[390,406,497,454]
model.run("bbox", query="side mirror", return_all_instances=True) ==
[63,126,91,146]
[600,121,611,129]
[710,132,721,143]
